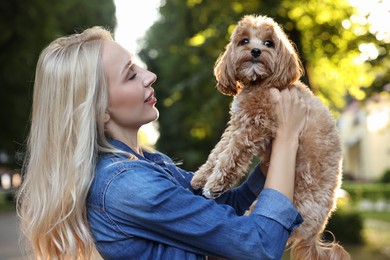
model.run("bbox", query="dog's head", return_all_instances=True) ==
[214,15,303,96]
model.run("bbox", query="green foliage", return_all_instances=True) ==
[324,209,364,245]
[281,0,376,111]
[0,0,116,166]
[288,0,390,109]
[0,191,16,213]
[140,0,293,170]
[342,182,390,202]
[360,211,390,223]
[140,0,390,171]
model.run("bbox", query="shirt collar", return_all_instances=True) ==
[108,138,162,163]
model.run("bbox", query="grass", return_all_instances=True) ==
[359,216,390,258]
[347,210,390,259]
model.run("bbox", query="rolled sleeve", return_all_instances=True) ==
[252,188,303,232]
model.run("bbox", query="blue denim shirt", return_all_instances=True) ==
[87,139,303,260]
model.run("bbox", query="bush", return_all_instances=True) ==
[324,210,364,245]
[342,182,390,202]
[0,190,16,212]
[379,169,390,183]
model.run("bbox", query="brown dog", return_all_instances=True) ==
[191,15,350,260]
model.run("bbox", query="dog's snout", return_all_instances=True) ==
[251,48,261,58]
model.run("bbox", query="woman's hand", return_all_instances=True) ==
[264,87,308,201]
[259,141,272,178]
[270,87,307,143]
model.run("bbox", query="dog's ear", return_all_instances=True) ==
[272,28,303,88]
[214,43,239,96]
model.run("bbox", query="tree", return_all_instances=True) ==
[281,0,390,110]
[140,0,389,171]
[139,0,263,169]
[0,0,116,167]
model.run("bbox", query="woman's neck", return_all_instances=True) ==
[122,138,143,156]
[109,129,143,156]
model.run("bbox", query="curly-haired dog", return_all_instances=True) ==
[191,15,350,260]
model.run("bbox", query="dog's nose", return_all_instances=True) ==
[251,48,261,58]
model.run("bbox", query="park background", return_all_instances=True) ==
[0,0,389,259]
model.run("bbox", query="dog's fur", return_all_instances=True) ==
[191,15,350,260]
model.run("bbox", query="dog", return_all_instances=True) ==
[191,15,350,260]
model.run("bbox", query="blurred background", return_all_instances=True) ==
[0,0,389,259]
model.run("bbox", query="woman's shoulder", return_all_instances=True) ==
[91,152,180,203]
[96,152,160,174]
[91,153,169,197]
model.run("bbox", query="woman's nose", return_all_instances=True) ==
[143,70,157,87]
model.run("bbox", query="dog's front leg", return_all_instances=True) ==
[191,125,234,190]
[203,119,258,198]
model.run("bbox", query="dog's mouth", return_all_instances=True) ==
[239,61,269,82]
[250,58,262,64]
[245,59,266,68]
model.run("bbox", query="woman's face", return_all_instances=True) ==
[102,41,158,136]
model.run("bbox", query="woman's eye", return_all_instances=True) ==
[240,38,249,45]
[264,40,274,48]
[128,73,137,80]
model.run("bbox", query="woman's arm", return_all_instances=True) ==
[100,162,302,260]
[174,159,266,215]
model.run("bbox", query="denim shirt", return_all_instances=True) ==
[87,139,303,260]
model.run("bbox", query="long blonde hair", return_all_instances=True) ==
[17,26,114,259]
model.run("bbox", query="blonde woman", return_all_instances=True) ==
[17,27,307,259]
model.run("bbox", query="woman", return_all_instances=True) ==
[17,26,307,259]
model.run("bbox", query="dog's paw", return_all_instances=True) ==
[190,173,207,190]
[203,187,224,199]
[202,179,228,199]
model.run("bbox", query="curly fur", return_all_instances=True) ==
[191,15,350,260]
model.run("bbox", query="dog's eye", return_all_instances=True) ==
[264,40,274,48]
[240,38,249,45]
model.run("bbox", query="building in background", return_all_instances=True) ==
[338,92,390,181]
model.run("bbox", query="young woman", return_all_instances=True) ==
[17,26,307,259]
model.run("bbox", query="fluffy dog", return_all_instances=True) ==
[191,15,350,260]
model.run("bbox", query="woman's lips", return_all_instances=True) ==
[144,90,157,104]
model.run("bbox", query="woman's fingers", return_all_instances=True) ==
[270,87,308,138]
[290,87,300,102]
[269,88,282,103]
